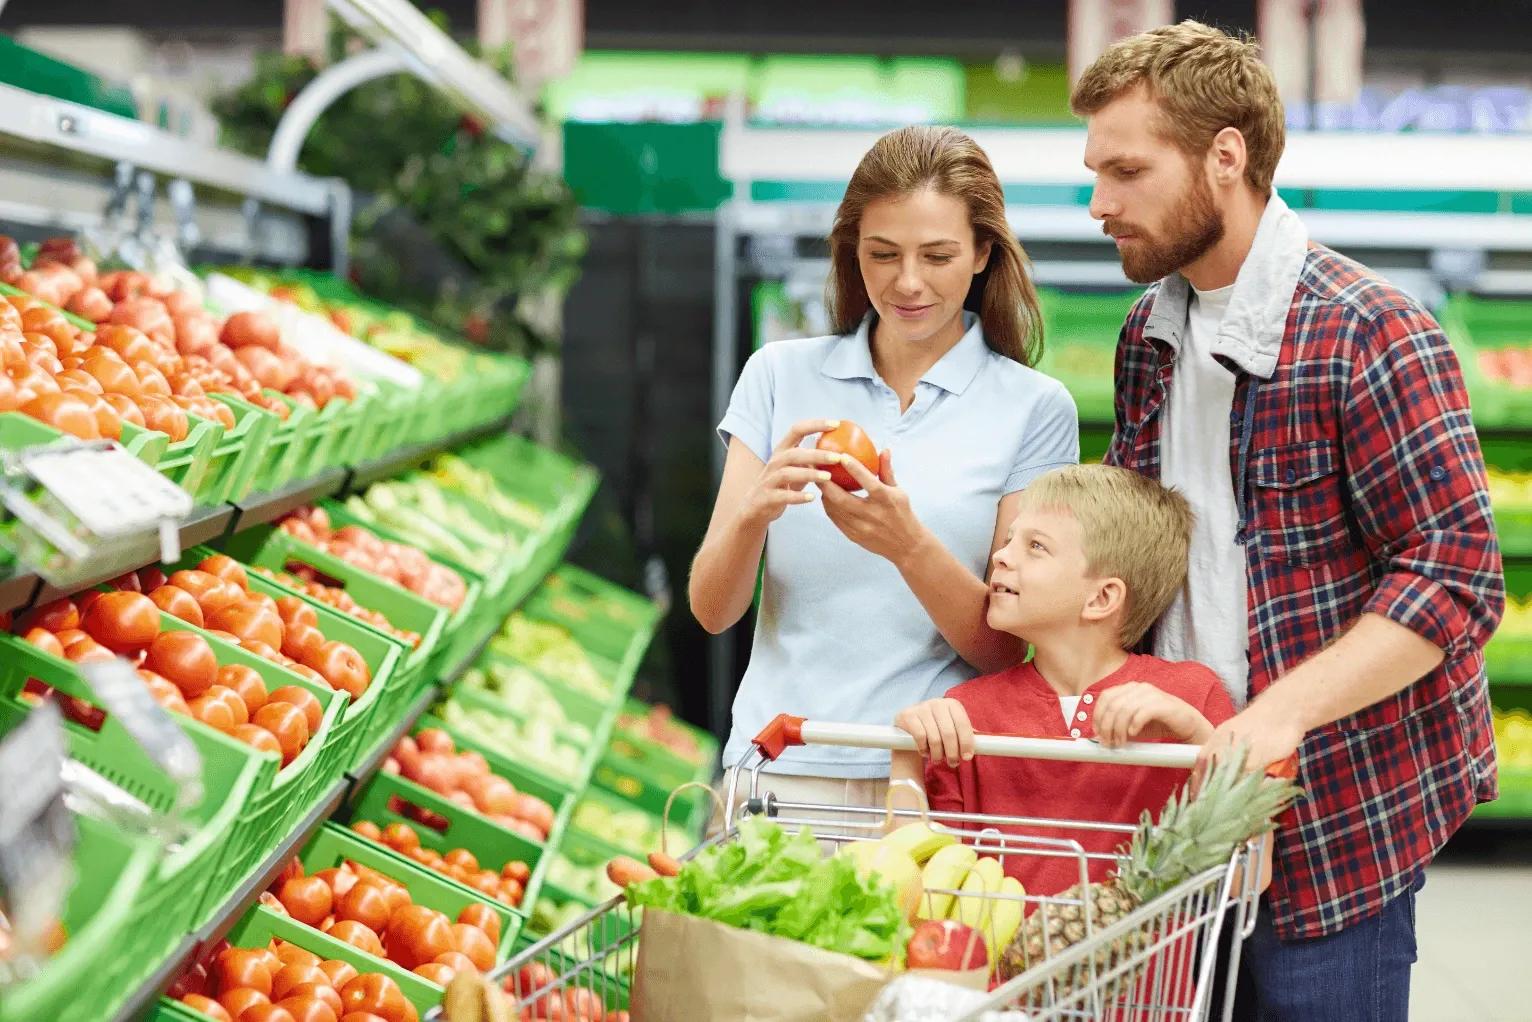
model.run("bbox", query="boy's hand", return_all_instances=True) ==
[895,698,975,768]
[1093,683,1213,747]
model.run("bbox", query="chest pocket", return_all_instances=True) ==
[1250,441,1351,566]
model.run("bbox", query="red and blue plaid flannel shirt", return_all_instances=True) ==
[1105,244,1504,940]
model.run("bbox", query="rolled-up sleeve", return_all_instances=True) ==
[1345,306,1504,656]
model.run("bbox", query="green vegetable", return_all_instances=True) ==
[624,816,908,964]
[492,613,608,697]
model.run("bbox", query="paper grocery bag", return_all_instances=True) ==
[631,909,892,1021]
[904,967,990,992]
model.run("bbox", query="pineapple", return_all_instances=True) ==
[995,752,1300,999]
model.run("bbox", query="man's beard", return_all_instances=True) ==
[1105,172,1226,285]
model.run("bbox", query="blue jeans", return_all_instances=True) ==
[1237,873,1423,1022]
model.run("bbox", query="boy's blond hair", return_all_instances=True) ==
[1016,464,1193,648]
[1070,19,1285,194]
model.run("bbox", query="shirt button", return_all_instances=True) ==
[1076,711,1088,722]
[1285,469,1297,484]
[1070,728,1081,738]
[1429,466,1445,481]
[1082,694,1094,705]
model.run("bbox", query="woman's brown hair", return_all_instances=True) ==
[826,125,1044,366]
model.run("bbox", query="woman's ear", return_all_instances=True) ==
[973,239,993,276]
[1081,576,1127,625]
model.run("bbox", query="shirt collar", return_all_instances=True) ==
[1143,191,1310,380]
[821,311,988,395]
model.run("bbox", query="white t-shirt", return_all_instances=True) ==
[1154,283,1250,708]
[1059,695,1081,729]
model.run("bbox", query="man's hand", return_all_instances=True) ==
[895,698,975,769]
[1197,696,1307,776]
[1093,682,1212,746]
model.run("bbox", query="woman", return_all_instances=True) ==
[690,125,1079,811]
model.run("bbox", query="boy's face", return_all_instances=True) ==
[986,506,1100,638]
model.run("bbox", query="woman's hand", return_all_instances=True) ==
[740,419,845,528]
[895,697,976,768]
[819,450,928,565]
[1093,682,1213,747]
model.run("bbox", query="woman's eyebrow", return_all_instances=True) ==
[862,236,961,248]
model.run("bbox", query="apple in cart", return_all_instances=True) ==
[906,919,988,972]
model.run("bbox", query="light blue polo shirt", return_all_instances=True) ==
[717,312,1080,778]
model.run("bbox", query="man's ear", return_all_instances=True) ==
[1210,126,1248,188]
[1081,576,1127,625]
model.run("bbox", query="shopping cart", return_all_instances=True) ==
[480,714,1275,1022]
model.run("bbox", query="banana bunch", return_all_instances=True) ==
[917,844,1026,963]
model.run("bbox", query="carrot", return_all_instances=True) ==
[647,851,682,877]
[606,856,658,887]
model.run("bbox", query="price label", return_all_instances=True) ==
[78,659,202,814]
[0,703,75,959]
[22,444,192,541]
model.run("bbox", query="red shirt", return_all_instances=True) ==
[924,654,1235,900]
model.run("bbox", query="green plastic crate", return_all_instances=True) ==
[227,904,444,1015]
[466,648,610,736]
[318,500,491,671]
[0,814,155,1022]
[170,545,404,765]
[436,685,599,793]
[568,784,694,863]
[151,414,222,501]
[201,394,279,505]
[298,823,524,962]
[351,768,556,911]
[416,709,580,845]
[249,394,314,494]
[0,687,263,970]
[1440,294,1532,428]
[243,517,476,688]
[229,525,449,699]
[596,700,718,828]
[1034,288,1139,425]
[0,614,345,883]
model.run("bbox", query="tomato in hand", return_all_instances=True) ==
[815,421,879,492]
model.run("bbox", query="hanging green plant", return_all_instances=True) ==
[210,14,584,357]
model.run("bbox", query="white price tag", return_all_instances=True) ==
[22,444,193,540]
[0,703,74,956]
[78,659,202,813]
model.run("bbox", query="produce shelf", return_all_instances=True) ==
[106,778,349,1022]
[0,415,515,617]
[227,465,349,531]
[27,504,236,608]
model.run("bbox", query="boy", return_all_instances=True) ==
[892,463,1235,897]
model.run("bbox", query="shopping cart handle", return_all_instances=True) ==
[750,714,1203,769]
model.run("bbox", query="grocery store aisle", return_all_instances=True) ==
[1411,838,1532,1021]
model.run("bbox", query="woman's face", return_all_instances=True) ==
[857,188,991,348]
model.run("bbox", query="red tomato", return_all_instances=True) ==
[240,1005,297,1022]
[310,641,370,699]
[218,987,271,1020]
[20,598,79,632]
[455,903,501,946]
[143,630,218,697]
[334,882,392,934]
[22,627,64,658]
[276,876,332,928]
[277,993,339,1022]
[148,585,205,628]
[212,947,274,996]
[254,702,310,764]
[270,962,329,1001]
[282,623,326,667]
[208,602,284,651]
[317,959,359,992]
[324,920,384,959]
[221,663,269,714]
[231,724,282,756]
[198,554,250,591]
[180,994,232,1021]
[449,923,495,971]
[82,590,160,652]
[339,974,409,1022]
[815,420,879,492]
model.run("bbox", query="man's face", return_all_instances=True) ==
[1083,87,1226,284]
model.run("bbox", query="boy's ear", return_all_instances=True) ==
[1080,576,1127,625]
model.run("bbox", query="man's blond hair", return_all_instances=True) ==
[1070,19,1285,194]
[1017,464,1193,648]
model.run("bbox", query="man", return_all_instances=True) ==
[1072,20,1504,1022]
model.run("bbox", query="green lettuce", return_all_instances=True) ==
[624,816,908,963]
